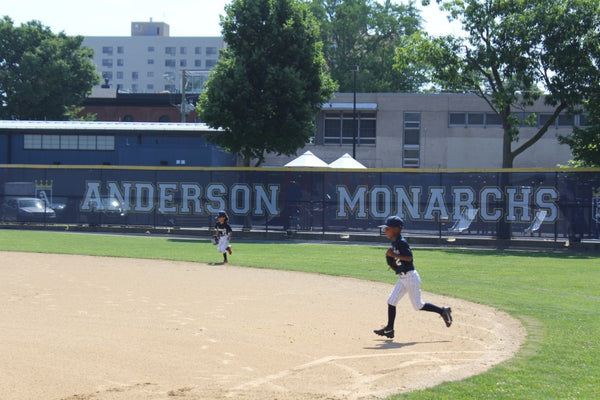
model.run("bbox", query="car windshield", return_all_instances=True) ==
[19,199,44,208]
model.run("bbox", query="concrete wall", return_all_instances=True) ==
[263,93,576,169]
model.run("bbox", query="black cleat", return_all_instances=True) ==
[441,307,452,327]
[374,328,395,338]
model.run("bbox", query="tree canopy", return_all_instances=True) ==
[396,0,600,167]
[558,92,600,167]
[308,0,426,92]
[197,0,336,166]
[0,17,99,120]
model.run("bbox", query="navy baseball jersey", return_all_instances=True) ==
[215,221,232,236]
[388,235,415,274]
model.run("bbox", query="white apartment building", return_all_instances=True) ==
[82,21,224,94]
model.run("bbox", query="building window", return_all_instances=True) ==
[101,59,113,67]
[180,59,187,67]
[578,114,589,126]
[486,113,502,125]
[206,47,217,55]
[131,71,139,80]
[205,59,217,68]
[146,83,154,90]
[102,71,113,80]
[180,46,187,55]
[539,113,554,127]
[117,46,124,54]
[165,59,176,67]
[60,135,78,150]
[23,135,111,151]
[467,113,484,125]
[42,135,60,149]
[96,136,115,150]
[165,46,176,55]
[164,84,176,92]
[194,59,202,67]
[195,46,202,54]
[24,134,42,149]
[131,84,138,93]
[147,71,154,78]
[79,135,96,150]
[323,112,376,145]
[147,46,155,52]
[147,59,154,65]
[102,46,113,55]
[449,112,466,125]
[117,59,124,66]
[558,114,574,126]
[116,71,123,79]
[403,112,420,168]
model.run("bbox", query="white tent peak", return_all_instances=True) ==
[328,153,367,169]
[284,150,330,168]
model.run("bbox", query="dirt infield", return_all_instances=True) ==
[0,251,525,400]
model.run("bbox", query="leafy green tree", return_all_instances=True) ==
[197,0,335,166]
[558,93,600,167]
[396,0,600,168]
[0,17,99,120]
[308,0,425,92]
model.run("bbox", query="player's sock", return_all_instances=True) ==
[420,303,443,314]
[386,304,396,329]
[223,252,227,261]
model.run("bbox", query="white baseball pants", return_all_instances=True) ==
[217,236,230,253]
[387,270,425,311]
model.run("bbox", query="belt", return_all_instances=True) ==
[397,269,414,276]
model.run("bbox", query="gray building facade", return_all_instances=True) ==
[263,93,581,169]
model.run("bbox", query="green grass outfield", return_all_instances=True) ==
[1,229,598,399]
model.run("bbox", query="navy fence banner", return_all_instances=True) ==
[1,166,599,240]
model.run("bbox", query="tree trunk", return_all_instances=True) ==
[502,130,514,168]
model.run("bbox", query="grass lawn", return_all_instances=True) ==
[1,229,598,399]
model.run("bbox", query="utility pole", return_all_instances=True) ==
[349,65,359,159]
[180,69,186,122]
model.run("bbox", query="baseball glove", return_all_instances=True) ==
[211,235,218,245]
[386,255,401,274]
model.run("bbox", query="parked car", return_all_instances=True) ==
[1,197,56,222]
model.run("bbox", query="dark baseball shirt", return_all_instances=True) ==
[389,235,415,274]
[215,221,232,237]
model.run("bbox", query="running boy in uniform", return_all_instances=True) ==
[215,211,233,264]
[374,216,452,339]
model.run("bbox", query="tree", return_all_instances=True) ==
[197,0,335,166]
[308,0,425,92]
[558,92,600,167]
[396,0,600,168]
[0,17,99,120]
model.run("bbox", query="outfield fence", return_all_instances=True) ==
[1,166,599,242]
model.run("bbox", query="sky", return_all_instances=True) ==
[2,0,462,37]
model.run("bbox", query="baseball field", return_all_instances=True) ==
[0,230,598,399]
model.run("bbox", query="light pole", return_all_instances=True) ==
[349,65,359,159]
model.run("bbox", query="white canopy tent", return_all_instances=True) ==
[284,151,330,168]
[328,153,367,169]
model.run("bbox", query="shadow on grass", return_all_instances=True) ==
[416,248,599,260]
[167,238,208,244]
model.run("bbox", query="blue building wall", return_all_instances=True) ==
[0,130,236,167]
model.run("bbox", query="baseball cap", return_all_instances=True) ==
[379,216,404,228]
[217,211,228,218]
